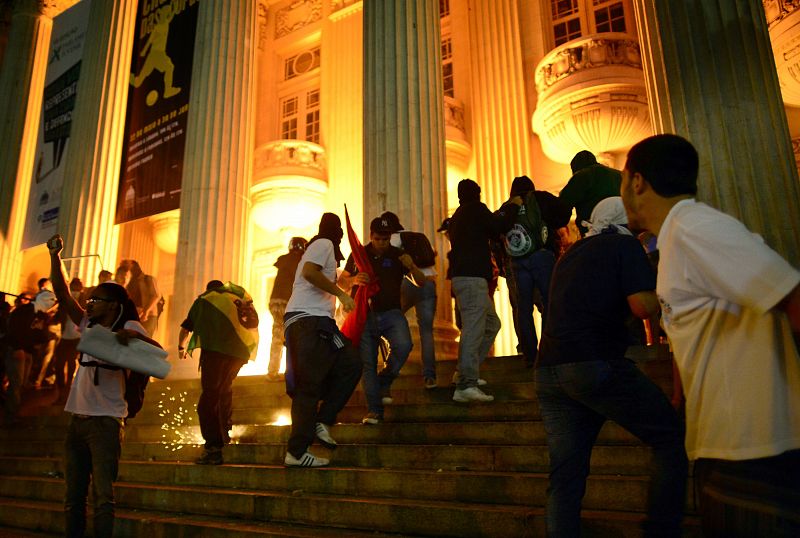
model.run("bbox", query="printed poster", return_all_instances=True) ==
[116,0,199,224]
[23,0,91,249]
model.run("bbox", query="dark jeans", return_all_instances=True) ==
[400,279,437,379]
[694,449,800,537]
[360,309,413,415]
[511,249,555,363]
[4,349,31,420]
[285,316,362,458]
[64,415,123,538]
[197,351,246,449]
[535,359,687,537]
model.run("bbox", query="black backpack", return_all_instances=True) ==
[78,354,150,419]
[399,231,436,268]
[503,191,547,258]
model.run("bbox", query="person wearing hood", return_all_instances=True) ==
[559,150,622,236]
[447,179,521,403]
[534,197,687,537]
[281,213,362,467]
[504,176,571,368]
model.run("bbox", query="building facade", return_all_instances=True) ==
[1,0,799,377]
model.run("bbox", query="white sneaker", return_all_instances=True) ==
[453,386,494,403]
[315,422,337,449]
[284,451,330,467]
[451,371,487,386]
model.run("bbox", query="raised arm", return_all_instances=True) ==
[47,235,85,326]
[301,261,355,313]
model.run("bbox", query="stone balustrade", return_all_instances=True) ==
[253,139,328,184]
[765,0,800,106]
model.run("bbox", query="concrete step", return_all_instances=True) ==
[0,497,415,537]
[0,480,699,538]
[0,457,700,514]
[0,439,651,474]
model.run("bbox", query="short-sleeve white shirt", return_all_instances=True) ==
[657,199,800,460]
[64,318,148,418]
[285,238,338,318]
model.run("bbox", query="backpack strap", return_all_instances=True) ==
[78,352,122,385]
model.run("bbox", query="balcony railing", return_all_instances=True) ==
[253,139,327,184]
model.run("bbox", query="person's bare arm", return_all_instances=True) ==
[399,254,426,287]
[47,235,85,326]
[301,262,355,312]
[627,290,660,320]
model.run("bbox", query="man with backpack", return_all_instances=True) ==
[504,176,571,367]
[267,237,307,382]
[47,234,162,538]
[379,212,439,389]
[447,179,521,403]
[178,280,259,465]
[341,216,426,423]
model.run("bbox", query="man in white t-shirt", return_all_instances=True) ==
[282,213,361,467]
[48,235,162,538]
[620,134,800,536]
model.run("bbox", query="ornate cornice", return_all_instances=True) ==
[275,0,321,39]
[764,0,800,29]
[253,139,328,183]
[257,2,268,50]
[535,32,642,96]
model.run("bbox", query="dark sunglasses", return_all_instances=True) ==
[87,297,114,304]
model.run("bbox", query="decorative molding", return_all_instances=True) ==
[275,0,321,39]
[792,137,800,160]
[766,2,800,105]
[764,0,800,29]
[329,0,362,21]
[253,139,327,183]
[443,96,465,136]
[257,2,268,50]
[535,32,642,95]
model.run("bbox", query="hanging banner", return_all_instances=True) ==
[23,0,92,249]
[116,0,199,224]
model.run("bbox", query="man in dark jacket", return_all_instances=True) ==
[559,150,622,236]
[504,176,571,367]
[447,179,520,403]
[267,237,307,381]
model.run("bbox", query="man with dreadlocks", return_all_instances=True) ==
[48,234,162,538]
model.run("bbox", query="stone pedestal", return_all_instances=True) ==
[57,0,137,282]
[363,0,455,336]
[634,0,800,265]
[171,0,257,379]
[0,1,53,291]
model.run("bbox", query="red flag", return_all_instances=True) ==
[340,205,380,344]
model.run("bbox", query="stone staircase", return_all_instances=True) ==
[0,349,699,537]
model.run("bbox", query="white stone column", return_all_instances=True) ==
[171,0,257,376]
[466,0,533,355]
[57,0,137,282]
[363,0,456,342]
[0,0,53,292]
[322,0,364,234]
[633,0,800,265]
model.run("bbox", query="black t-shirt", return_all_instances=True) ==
[270,251,303,302]
[537,233,655,366]
[344,244,407,312]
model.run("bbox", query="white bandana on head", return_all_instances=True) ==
[582,196,632,237]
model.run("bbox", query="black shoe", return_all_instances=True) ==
[195,449,223,465]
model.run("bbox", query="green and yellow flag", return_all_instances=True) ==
[186,282,259,362]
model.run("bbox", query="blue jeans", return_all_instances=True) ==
[511,249,556,364]
[64,415,123,538]
[451,277,500,389]
[401,278,437,379]
[360,309,413,415]
[535,359,687,538]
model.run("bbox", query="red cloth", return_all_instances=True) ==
[340,206,380,344]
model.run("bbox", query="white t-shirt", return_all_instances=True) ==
[285,238,339,318]
[657,199,800,461]
[64,318,148,418]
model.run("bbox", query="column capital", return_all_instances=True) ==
[12,0,78,19]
